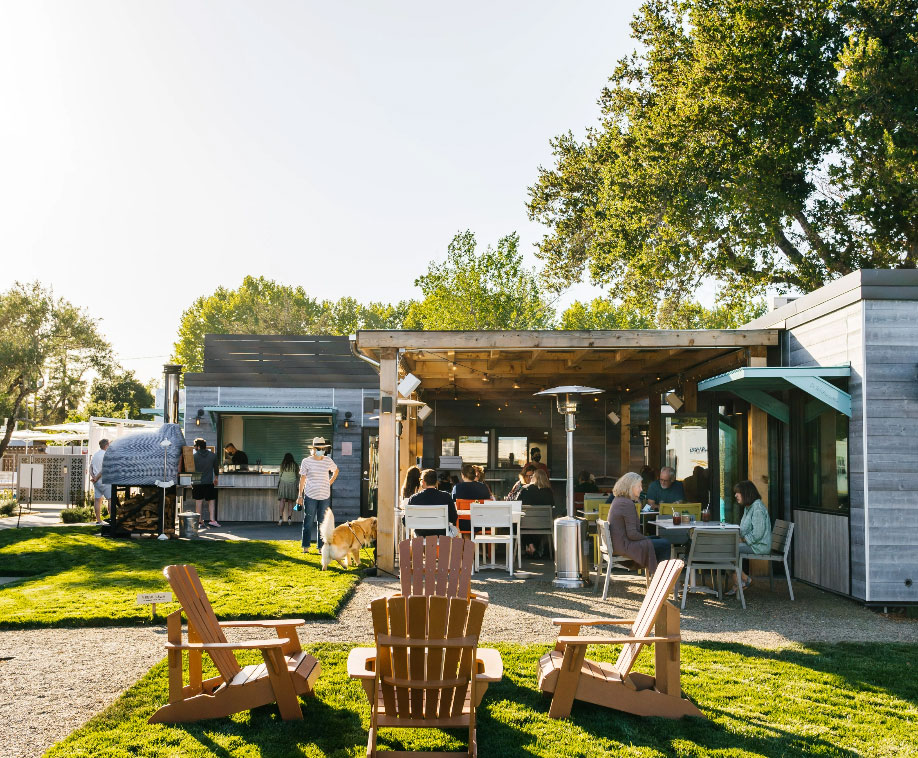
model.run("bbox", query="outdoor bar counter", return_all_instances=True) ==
[181,470,304,523]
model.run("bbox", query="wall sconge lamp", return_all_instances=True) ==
[381,396,394,414]
[666,392,684,411]
[343,411,353,429]
[398,373,421,396]
[195,409,205,426]
[417,405,432,421]
[607,410,621,424]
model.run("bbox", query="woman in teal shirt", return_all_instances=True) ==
[728,480,771,594]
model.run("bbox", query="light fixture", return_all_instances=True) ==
[476,397,481,407]
[398,373,422,397]
[607,410,621,424]
[482,374,489,382]
[666,392,684,411]
[417,405,432,421]
[195,409,205,426]
[513,380,520,389]
[381,396,394,414]
[343,411,353,429]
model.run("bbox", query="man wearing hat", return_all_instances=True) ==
[297,437,339,553]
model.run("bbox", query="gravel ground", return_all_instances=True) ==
[3,562,916,758]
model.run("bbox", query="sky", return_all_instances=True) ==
[1,0,646,384]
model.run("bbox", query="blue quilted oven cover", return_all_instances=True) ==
[100,424,186,485]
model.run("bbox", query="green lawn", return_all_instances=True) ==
[0,527,366,628]
[45,641,918,757]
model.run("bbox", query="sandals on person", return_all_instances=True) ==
[726,578,752,596]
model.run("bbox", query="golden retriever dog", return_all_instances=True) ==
[319,509,377,570]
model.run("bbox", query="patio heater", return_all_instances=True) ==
[535,385,604,588]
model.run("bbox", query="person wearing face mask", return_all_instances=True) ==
[296,437,339,554]
[529,447,548,474]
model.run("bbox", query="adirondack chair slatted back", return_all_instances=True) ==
[687,529,739,565]
[370,594,486,720]
[614,559,684,676]
[163,564,242,682]
[771,519,794,556]
[398,537,474,599]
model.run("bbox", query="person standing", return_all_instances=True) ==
[297,437,338,553]
[223,443,249,470]
[276,452,298,525]
[89,438,110,525]
[529,447,548,474]
[192,438,220,527]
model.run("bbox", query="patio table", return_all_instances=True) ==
[651,520,741,597]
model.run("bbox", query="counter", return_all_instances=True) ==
[179,471,304,522]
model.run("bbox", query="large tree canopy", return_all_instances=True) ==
[85,370,155,421]
[405,231,556,330]
[0,282,111,458]
[528,0,918,304]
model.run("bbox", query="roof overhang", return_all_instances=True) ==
[698,366,851,421]
[202,405,337,427]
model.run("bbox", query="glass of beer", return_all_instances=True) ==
[672,511,682,525]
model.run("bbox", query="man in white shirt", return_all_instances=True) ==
[90,439,111,525]
[296,436,338,553]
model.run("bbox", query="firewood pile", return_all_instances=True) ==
[112,486,176,534]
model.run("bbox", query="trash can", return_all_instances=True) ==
[178,511,200,539]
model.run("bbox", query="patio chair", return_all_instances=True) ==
[538,559,702,720]
[455,498,485,539]
[469,501,514,576]
[596,518,643,600]
[520,504,554,559]
[347,593,504,757]
[680,528,745,610]
[149,564,320,723]
[397,535,488,601]
[404,503,449,537]
[749,519,795,600]
[659,503,703,521]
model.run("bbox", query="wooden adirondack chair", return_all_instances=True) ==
[398,536,488,602]
[149,564,321,723]
[347,594,503,757]
[538,559,703,720]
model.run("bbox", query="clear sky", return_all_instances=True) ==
[1,0,645,384]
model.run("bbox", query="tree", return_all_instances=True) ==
[173,276,412,372]
[86,370,155,420]
[528,0,918,306]
[0,282,111,458]
[406,231,556,329]
[559,295,765,329]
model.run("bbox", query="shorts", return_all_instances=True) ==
[192,484,217,501]
[93,482,111,500]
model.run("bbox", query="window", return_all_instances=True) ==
[664,415,710,510]
[801,404,849,513]
[458,434,489,464]
[497,436,528,468]
[440,437,457,457]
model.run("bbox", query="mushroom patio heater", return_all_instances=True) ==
[535,385,605,588]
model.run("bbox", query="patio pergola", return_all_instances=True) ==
[355,329,779,573]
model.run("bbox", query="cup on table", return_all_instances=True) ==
[672,512,682,525]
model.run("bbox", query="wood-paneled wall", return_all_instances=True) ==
[793,509,849,594]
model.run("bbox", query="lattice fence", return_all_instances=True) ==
[17,455,87,505]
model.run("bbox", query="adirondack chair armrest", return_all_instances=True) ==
[556,634,681,646]
[165,637,291,651]
[475,648,503,682]
[218,619,306,628]
[551,617,636,627]
[346,647,377,680]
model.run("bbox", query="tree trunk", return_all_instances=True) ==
[0,388,29,461]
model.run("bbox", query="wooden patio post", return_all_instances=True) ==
[619,403,631,475]
[746,347,769,577]
[377,348,399,574]
[682,381,698,414]
[648,392,662,471]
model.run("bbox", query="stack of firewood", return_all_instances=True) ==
[115,486,176,533]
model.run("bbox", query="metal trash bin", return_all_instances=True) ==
[178,511,200,539]
[553,516,591,588]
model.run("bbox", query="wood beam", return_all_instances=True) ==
[357,329,780,351]
[566,350,591,369]
[682,381,698,413]
[376,349,399,575]
[619,403,631,476]
[526,350,546,370]
[648,392,662,471]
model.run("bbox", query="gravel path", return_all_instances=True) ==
[3,565,916,758]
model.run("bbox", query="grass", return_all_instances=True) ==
[0,527,366,628]
[44,641,918,757]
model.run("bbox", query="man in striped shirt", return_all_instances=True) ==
[297,436,339,553]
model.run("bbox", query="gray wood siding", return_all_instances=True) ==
[786,301,866,598]
[863,300,918,604]
[793,509,850,594]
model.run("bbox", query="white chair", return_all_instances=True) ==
[681,528,745,610]
[519,504,554,560]
[596,518,635,600]
[403,503,449,537]
[470,502,514,576]
[749,519,795,600]
[511,501,524,568]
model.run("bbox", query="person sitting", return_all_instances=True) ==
[729,480,772,594]
[473,465,492,495]
[223,443,249,470]
[406,468,457,537]
[436,471,453,493]
[520,468,555,508]
[401,465,421,502]
[646,466,684,508]
[505,463,537,500]
[609,472,670,575]
[574,469,599,493]
[453,463,492,501]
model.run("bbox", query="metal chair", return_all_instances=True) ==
[520,504,554,560]
[470,502,514,576]
[596,518,641,600]
[749,519,795,600]
[403,503,449,537]
[680,528,745,610]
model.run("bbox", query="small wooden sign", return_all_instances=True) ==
[137,592,172,604]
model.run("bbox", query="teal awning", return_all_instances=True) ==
[698,366,851,422]
[202,405,337,427]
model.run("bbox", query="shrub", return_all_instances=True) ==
[0,499,16,517]
[61,506,96,523]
